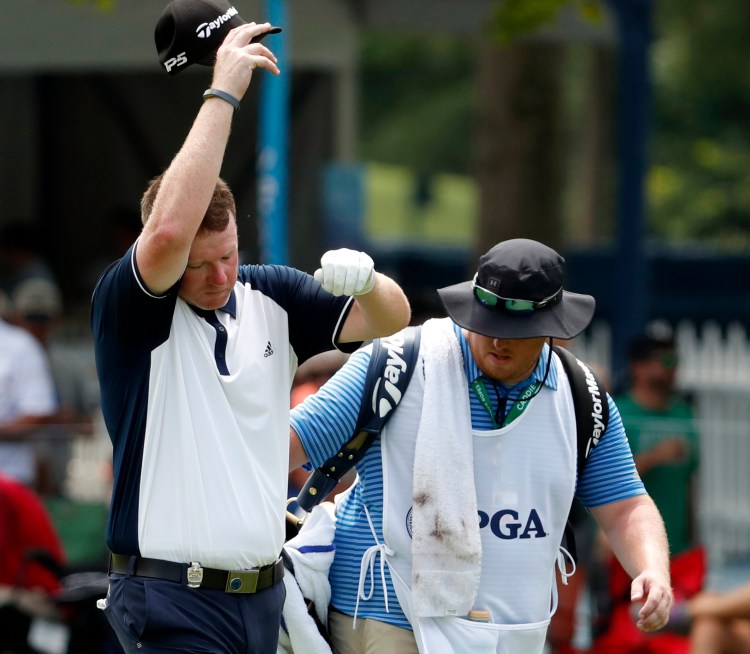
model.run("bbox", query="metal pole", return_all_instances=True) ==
[258,0,289,264]
[606,0,653,383]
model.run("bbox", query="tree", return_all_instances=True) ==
[474,0,610,257]
[650,0,750,248]
[474,40,566,251]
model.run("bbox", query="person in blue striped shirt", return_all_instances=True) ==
[290,238,673,654]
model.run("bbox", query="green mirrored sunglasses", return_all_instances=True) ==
[471,274,562,314]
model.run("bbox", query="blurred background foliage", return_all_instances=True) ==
[358,34,474,176]
[358,0,750,250]
[68,0,115,9]
[650,0,750,248]
[489,0,604,44]
[56,0,750,250]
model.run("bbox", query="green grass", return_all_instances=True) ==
[364,162,478,246]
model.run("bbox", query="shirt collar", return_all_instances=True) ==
[452,321,558,392]
[190,290,237,319]
[220,291,237,318]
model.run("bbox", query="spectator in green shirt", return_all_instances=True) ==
[590,331,701,652]
[615,332,699,555]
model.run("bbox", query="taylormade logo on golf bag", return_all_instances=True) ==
[371,333,409,418]
[195,6,239,39]
[575,359,605,455]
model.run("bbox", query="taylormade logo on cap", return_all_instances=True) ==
[196,5,239,39]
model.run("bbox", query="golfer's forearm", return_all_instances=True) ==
[339,273,411,343]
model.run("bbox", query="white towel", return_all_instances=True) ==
[411,318,482,617]
[277,572,332,654]
[283,502,337,627]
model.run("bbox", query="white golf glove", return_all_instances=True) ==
[314,248,376,297]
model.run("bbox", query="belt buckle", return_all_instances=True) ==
[187,562,204,588]
[225,569,259,594]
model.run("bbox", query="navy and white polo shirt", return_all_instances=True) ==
[91,244,353,570]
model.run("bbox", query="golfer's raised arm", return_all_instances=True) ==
[136,23,280,295]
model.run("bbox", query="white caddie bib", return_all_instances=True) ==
[379,349,578,654]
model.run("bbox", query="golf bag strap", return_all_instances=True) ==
[552,344,610,561]
[552,345,609,479]
[296,326,422,513]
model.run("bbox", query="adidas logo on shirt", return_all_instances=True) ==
[264,341,274,358]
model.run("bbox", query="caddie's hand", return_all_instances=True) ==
[314,249,376,297]
[211,23,280,99]
[630,571,674,632]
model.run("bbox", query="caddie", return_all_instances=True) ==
[290,238,673,654]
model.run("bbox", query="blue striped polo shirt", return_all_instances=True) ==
[291,322,645,628]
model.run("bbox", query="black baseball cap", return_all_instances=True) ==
[155,0,282,76]
[437,239,596,340]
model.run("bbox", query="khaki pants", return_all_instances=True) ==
[328,609,419,654]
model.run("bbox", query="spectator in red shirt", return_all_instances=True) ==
[0,473,65,593]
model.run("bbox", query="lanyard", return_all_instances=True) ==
[470,378,541,428]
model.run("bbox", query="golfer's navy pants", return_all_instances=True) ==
[104,573,285,654]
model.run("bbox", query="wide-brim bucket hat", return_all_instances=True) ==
[437,238,596,340]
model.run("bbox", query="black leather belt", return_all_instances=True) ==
[109,553,284,594]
